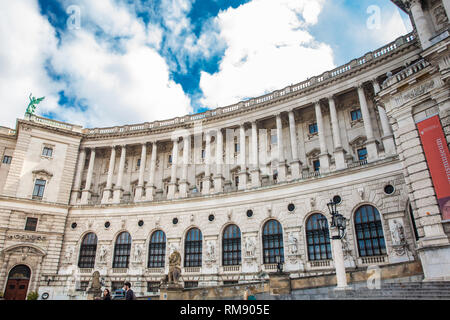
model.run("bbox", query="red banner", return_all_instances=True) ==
[417,115,450,221]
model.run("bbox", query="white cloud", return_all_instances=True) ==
[0,0,192,128]
[199,0,335,108]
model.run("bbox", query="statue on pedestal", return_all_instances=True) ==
[87,271,102,300]
[168,251,181,285]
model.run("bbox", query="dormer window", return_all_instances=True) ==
[42,147,53,157]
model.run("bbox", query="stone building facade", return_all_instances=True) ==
[0,0,449,300]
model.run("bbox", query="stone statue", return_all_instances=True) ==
[245,237,256,258]
[206,241,216,260]
[91,271,101,290]
[26,93,45,115]
[288,233,298,255]
[133,244,143,263]
[99,245,108,263]
[64,246,74,264]
[168,251,181,284]
[390,220,406,246]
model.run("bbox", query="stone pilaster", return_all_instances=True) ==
[288,110,302,179]
[102,146,116,204]
[81,148,95,204]
[179,135,190,198]
[250,121,261,187]
[276,114,287,181]
[238,124,248,190]
[202,131,212,195]
[134,143,147,201]
[168,138,179,200]
[70,148,86,205]
[146,142,157,201]
[315,101,330,172]
[113,145,126,203]
[214,129,225,193]
[373,80,396,156]
[328,96,346,170]
[408,0,433,49]
[357,84,379,162]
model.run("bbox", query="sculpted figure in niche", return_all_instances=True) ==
[206,241,215,260]
[245,237,256,257]
[390,220,406,246]
[99,245,108,263]
[168,251,181,284]
[133,244,143,263]
[65,246,74,263]
[288,233,298,255]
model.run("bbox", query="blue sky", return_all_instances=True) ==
[0,0,412,128]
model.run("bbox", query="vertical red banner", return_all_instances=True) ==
[417,115,450,221]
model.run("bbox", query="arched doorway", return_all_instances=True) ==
[4,265,31,300]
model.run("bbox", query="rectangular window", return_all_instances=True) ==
[42,147,53,157]
[2,155,12,164]
[309,123,318,134]
[32,179,46,200]
[25,217,38,231]
[313,160,320,172]
[223,281,239,285]
[147,282,160,293]
[184,281,198,289]
[357,148,368,161]
[351,109,362,121]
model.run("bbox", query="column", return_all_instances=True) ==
[315,102,330,172]
[238,124,248,190]
[134,143,147,201]
[113,145,126,203]
[357,85,379,162]
[331,228,350,290]
[179,135,190,198]
[372,81,396,156]
[102,146,116,204]
[146,142,158,201]
[202,131,212,195]
[250,121,261,187]
[168,138,179,199]
[214,129,225,193]
[288,110,302,179]
[276,114,288,182]
[71,148,86,205]
[81,147,96,204]
[409,0,433,49]
[328,97,346,170]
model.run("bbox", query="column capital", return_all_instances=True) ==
[171,136,179,143]
[357,82,366,90]
[327,95,337,102]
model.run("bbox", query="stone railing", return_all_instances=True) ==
[184,267,201,273]
[381,59,431,89]
[309,260,332,268]
[223,265,241,273]
[26,114,83,133]
[81,33,416,137]
[263,264,278,272]
[0,126,16,136]
[147,268,164,274]
[360,255,387,265]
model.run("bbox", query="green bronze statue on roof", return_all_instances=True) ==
[26,93,45,115]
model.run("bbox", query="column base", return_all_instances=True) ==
[202,178,211,195]
[366,139,379,162]
[250,169,261,188]
[134,186,144,202]
[238,170,248,190]
[288,160,302,180]
[80,190,91,205]
[101,189,113,204]
[179,180,190,198]
[418,243,450,281]
[381,134,396,156]
[167,182,178,200]
[319,153,331,172]
[145,185,156,201]
[333,148,347,170]
[277,161,288,182]
[213,175,225,193]
[113,188,123,203]
[70,190,81,205]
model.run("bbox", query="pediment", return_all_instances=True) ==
[349,135,367,147]
[306,148,321,158]
[32,169,53,178]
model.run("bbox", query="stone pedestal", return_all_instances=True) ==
[213,175,225,193]
[288,160,301,180]
[145,185,156,201]
[418,243,450,281]
[113,188,123,203]
[70,190,80,205]
[101,189,113,204]
[277,161,288,182]
[366,139,379,162]
[134,186,144,202]
[268,273,291,295]
[160,283,184,300]
[179,180,189,198]
[250,169,261,188]
[238,170,248,190]
[331,229,351,290]
[202,178,211,195]
[80,190,91,205]
[381,134,396,156]
[86,288,102,300]
[261,174,270,186]
[319,153,331,172]
[333,148,347,170]
[167,182,177,200]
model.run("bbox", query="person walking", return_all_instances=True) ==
[123,282,136,300]
[102,289,111,300]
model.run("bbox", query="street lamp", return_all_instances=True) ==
[327,199,347,239]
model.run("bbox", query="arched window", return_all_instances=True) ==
[354,205,386,257]
[113,232,132,268]
[78,233,98,268]
[184,228,202,267]
[148,230,166,268]
[223,225,241,266]
[306,213,332,261]
[262,220,284,264]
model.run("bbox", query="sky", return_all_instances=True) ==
[0,0,412,129]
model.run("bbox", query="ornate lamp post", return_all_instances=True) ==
[326,199,350,290]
